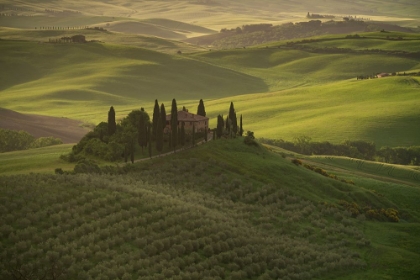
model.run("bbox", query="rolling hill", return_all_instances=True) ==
[0,32,419,146]
[0,138,419,279]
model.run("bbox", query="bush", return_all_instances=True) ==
[291,159,302,166]
[244,131,258,146]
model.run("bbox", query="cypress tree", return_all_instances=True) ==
[229,102,237,135]
[239,114,244,136]
[170,99,178,151]
[152,99,160,140]
[156,115,163,153]
[160,103,166,132]
[197,99,206,117]
[108,106,116,136]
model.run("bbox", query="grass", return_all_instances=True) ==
[0,37,419,147]
[1,134,419,278]
[0,144,74,175]
[203,76,420,147]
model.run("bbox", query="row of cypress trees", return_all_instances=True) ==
[216,102,243,139]
[106,98,210,162]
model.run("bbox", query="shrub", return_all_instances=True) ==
[291,159,302,166]
[244,131,258,146]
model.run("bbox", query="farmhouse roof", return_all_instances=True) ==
[166,111,208,122]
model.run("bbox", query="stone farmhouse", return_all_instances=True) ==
[165,111,209,133]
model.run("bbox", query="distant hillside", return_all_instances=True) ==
[0,108,89,143]
[185,20,416,48]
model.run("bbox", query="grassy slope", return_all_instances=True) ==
[1,35,419,146]
[0,144,74,175]
[0,40,267,123]
[0,136,419,278]
[203,76,420,147]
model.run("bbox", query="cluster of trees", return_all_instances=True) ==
[69,99,210,163]
[377,146,420,165]
[215,102,243,139]
[36,26,90,30]
[211,20,409,49]
[261,137,377,160]
[0,128,62,153]
[261,137,420,166]
[306,12,335,19]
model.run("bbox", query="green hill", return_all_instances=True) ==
[1,138,419,279]
[0,37,419,146]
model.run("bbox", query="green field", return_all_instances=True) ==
[1,1,420,278]
[0,144,74,175]
[0,36,419,146]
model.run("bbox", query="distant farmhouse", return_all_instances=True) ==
[165,111,209,133]
[377,73,390,78]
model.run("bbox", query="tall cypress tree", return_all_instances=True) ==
[229,102,237,135]
[197,99,206,117]
[108,106,116,136]
[170,99,178,150]
[160,103,166,132]
[239,114,244,136]
[152,99,160,139]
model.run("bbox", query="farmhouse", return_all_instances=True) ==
[165,111,209,133]
[377,73,389,78]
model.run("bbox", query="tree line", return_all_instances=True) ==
[260,136,420,166]
[0,128,62,153]
[67,99,246,163]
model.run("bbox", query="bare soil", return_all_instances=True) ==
[0,108,89,144]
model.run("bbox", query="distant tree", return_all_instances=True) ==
[213,128,216,140]
[171,99,178,151]
[216,115,224,138]
[239,114,243,136]
[229,102,238,136]
[152,99,160,139]
[197,99,206,117]
[160,103,166,132]
[108,106,116,136]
